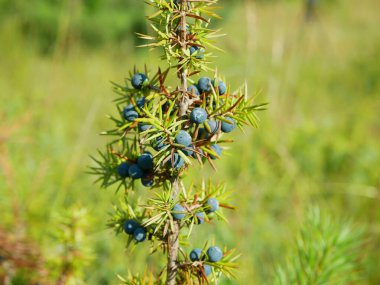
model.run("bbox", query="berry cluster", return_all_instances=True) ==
[189,246,223,277]
[123,219,147,242]
[114,71,240,189]
[172,197,219,225]
[117,151,154,187]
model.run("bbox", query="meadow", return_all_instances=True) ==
[0,0,379,284]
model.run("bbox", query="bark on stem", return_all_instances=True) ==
[166,2,188,284]
[166,177,181,285]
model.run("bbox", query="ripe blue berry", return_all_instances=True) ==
[138,123,152,132]
[206,198,219,212]
[195,212,205,224]
[133,227,147,242]
[190,248,202,261]
[123,105,138,122]
[174,0,191,8]
[175,130,192,147]
[137,152,154,170]
[197,128,210,140]
[141,175,154,187]
[198,77,212,93]
[187,85,200,96]
[206,120,219,134]
[172,204,186,220]
[117,162,131,178]
[190,108,207,124]
[170,153,185,169]
[131,73,148,90]
[182,145,194,156]
[210,144,222,160]
[128,164,144,179]
[189,46,204,59]
[123,219,139,235]
[175,24,190,35]
[124,103,135,112]
[136,97,146,109]
[221,117,236,133]
[207,246,223,262]
[152,136,167,151]
[216,81,227,95]
[191,147,204,158]
[203,264,212,277]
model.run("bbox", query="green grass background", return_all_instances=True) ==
[0,0,379,284]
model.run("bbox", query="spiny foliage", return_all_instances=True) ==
[89,0,265,284]
[273,208,366,285]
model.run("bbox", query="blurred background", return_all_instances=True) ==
[0,0,379,284]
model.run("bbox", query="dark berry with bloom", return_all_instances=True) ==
[195,212,205,224]
[117,162,131,178]
[175,130,192,147]
[221,117,236,133]
[190,248,203,261]
[172,204,186,220]
[128,164,144,179]
[131,73,148,90]
[187,85,200,96]
[198,77,212,93]
[133,227,147,242]
[124,219,139,235]
[206,198,219,212]
[137,152,154,170]
[207,246,223,262]
[190,108,207,124]
[210,144,222,160]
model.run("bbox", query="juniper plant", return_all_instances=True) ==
[90,1,266,284]
[273,208,365,285]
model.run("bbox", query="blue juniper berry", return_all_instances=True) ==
[123,104,139,122]
[128,164,144,179]
[187,85,200,96]
[210,144,222,160]
[133,227,147,242]
[175,130,192,146]
[221,117,236,133]
[207,246,223,262]
[137,152,154,171]
[206,198,219,212]
[123,219,139,235]
[117,162,131,178]
[190,107,207,124]
[189,46,204,59]
[172,204,186,220]
[205,119,219,134]
[190,248,203,261]
[131,73,148,90]
[195,212,205,224]
[198,77,212,93]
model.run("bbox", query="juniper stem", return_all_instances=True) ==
[167,2,189,284]
[166,176,181,285]
[179,0,189,117]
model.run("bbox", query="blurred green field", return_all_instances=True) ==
[1,0,380,284]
